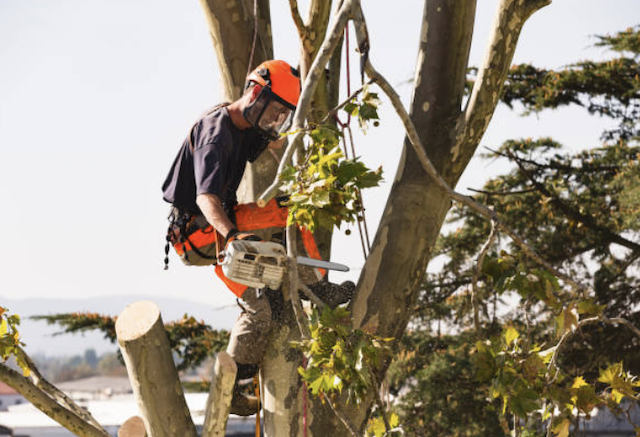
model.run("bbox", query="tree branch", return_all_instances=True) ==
[285,226,310,339]
[351,5,589,297]
[326,400,360,437]
[17,347,105,431]
[472,219,498,333]
[453,0,551,167]
[0,364,111,437]
[548,315,640,377]
[320,80,374,125]
[258,0,359,206]
[288,0,307,40]
[468,187,537,196]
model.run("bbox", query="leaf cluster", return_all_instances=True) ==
[474,325,640,437]
[388,331,506,437]
[0,306,30,377]
[280,128,382,232]
[279,86,383,232]
[343,86,382,132]
[294,306,392,406]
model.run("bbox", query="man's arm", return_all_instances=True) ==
[196,193,236,238]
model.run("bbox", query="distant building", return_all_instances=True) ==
[0,381,26,412]
[0,393,256,437]
[56,376,132,402]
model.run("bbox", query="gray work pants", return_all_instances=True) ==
[224,227,319,367]
[226,288,275,366]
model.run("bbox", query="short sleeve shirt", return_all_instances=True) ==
[162,106,266,214]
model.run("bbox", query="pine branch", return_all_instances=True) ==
[504,149,640,254]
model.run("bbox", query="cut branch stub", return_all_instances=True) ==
[118,416,147,437]
[116,301,197,437]
[202,352,237,437]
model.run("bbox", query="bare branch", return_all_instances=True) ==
[299,283,326,309]
[472,219,498,333]
[351,5,589,297]
[548,315,640,383]
[285,226,310,339]
[453,0,551,166]
[17,347,105,431]
[288,0,307,39]
[468,187,537,196]
[258,0,359,206]
[326,400,360,437]
[320,79,374,125]
[0,364,111,437]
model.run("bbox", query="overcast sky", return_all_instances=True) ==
[1,1,638,353]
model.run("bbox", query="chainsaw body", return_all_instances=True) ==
[219,240,287,289]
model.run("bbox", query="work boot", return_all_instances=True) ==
[230,382,260,416]
[308,280,355,308]
[230,363,261,416]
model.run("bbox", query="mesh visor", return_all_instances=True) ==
[257,100,292,137]
[244,86,294,140]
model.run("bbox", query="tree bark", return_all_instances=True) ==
[198,0,276,203]
[115,301,197,437]
[202,352,237,437]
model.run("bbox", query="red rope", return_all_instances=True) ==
[345,24,352,126]
[302,356,309,437]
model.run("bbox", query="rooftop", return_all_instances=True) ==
[0,382,17,396]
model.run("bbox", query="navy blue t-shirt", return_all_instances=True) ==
[162,106,266,214]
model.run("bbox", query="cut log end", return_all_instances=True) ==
[115,301,161,343]
[118,416,147,437]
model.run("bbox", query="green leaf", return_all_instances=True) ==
[577,300,606,316]
[573,385,600,414]
[552,419,571,437]
[504,327,519,346]
[510,387,540,417]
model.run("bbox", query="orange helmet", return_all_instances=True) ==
[245,60,301,109]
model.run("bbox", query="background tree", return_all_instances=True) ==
[388,25,640,436]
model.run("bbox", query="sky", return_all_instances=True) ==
[0,0,639,353]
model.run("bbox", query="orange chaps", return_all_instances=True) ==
[172,198,323,297]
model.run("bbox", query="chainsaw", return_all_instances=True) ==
[218,240,349,289]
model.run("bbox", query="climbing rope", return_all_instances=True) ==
[337,23,372,259]
[254,374,261,437]
[247,0,259,77]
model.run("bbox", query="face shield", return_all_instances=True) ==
[243,85,295,140]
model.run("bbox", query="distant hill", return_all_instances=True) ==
[0,295,239,356]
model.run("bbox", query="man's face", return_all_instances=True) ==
[257,100,292,134]
[243,84,295,140]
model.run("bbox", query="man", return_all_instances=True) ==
[162,60,354,415]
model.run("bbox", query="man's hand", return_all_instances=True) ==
[226,229,262,246]
[268,136,286,150]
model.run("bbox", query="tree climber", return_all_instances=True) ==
[162,60,354,416]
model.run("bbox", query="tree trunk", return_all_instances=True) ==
[116,301,197,437]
